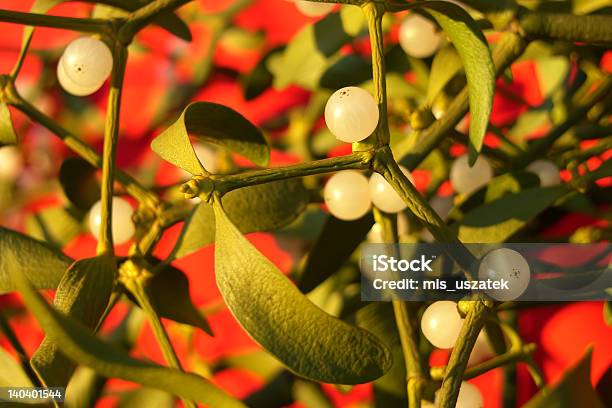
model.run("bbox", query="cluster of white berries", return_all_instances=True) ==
[323,166,413,221]
[58,37,113,96]
[88,196,135,245]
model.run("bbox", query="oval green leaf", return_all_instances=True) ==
[0,227,73,294]
[213,203,392,384]
[421,1,495,164]
[31,255,115,387]
[6,253,245,408]
[174,179,309,258]
[151,102,269,174]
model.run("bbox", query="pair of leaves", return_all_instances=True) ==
[6,251,245,407]
[173,179,309,258]
[31,255,115,387]
[0,227,72,294]
[213,203,392,384]
[151,102,269,175]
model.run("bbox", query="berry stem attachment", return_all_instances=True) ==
[361,1,390,148]
[98,42,127,255]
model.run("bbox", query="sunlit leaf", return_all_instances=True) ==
[0,227,72,294]
[213,203,392,384]
[0,347,33,387]
[0,102,17,146]
[31,255,115,387]
[6,253,245,408]
[151,102,269,174]
[524,348,604,408]
[174,179,309,258]
[117,387,174,408]
[427,45,463,104]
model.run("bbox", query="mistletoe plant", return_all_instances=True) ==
[0,0,611,407]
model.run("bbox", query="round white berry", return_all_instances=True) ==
[478,248,530,301]
[367,212,410,243]
[468,332,493,366]
[59,37,112,95]
[324,170,371,221]
[89,196,135,245]
[456,382,484,408]
[0,146,24,182]
[450,154,493,195]
[369,166,413,213]
[421,301,463,349]
[325,87,379,143]
[526,159,561,187]
[295,1,334,17]
[57,60,104,96]
[399,14,442,58]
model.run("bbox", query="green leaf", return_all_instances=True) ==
[151,102,269,174]
[31,255,115,387]
[25,205,84,248]
[0,347,33,388]
[174,179,309,258]
[118,387,174,408]
[213,203,392,384]
[427,45,463,104]
[221,351,284,381]
[604,301,612,327]
[6,252,245,408]
[271,6,365,90]
[0,103,17,146]
[0,227,73,294]
[524,348,604,408]
[241,46,284,101]
[420,1,495,164]
[457,186,568,243]
[59,158,100,210]
[298,213,374,293]
[143,263,213,335]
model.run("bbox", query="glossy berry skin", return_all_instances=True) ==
[323,170,371,221]
[449,154,493,195]
[478,248,530,301]
[58,37,113,96]
[325,87,379,143]
[527,159,561,187]
[0,146,24,182]
[421,301,463,349]
[89,197,135,245]
[369,166,413,213]
[295,1,334,17]
[399,14,442,58]
[456,381,484,408]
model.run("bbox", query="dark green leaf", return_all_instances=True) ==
[427,45,463,104]
[298,213,374,293]
[420,1,495,164]
[25,205,84,248]
[0,102,17,146]
[524,348,604,408]
[151,102,269,174]
[457,186,568,243]
[59,157,100,210]
[242,46,284,101]
[31,255,115,387]
[174,179,309,258]
[6,252,245,408]
[213,203,392,384]
[320,54,372,90]
[0,227,73,294]
[144,263,213,335]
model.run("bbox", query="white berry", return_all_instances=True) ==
[0,146,24,182]
[468,332,493,366]
[526,159,561,187]
[436,381,483,408]
[369,166,413,213]
[89,196,135,245]
[324,170,371,221]
[325,87,379,143]
[421,301,463,349]
[59,37,112,95]
[478,248,530,301]
[57,60,104,96]
[399,14,442,58]
[450,154,493,195]
[295,1,334,17]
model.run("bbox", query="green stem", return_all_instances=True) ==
[362,1,389,147]
[520,12,612,45]
[0,9,109,32]
[375,209,426,408]
[7,87,158,208]
[97,42,128,254]
[119,0,194,43]
[437,300,492,408]
[0,312,42,388]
